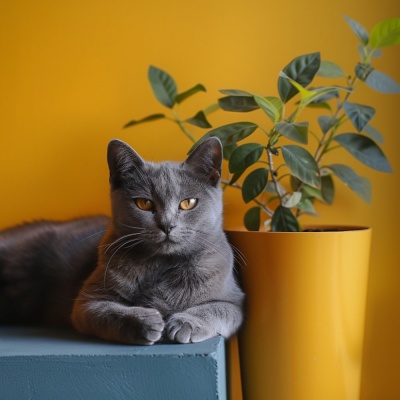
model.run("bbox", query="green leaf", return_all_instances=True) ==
[242,168,269,203]
[344,15,369,46]
[253,96,282,123]
[370,18,400,48]
[222,143,237,161]
[220,89,253,96]
[357,45,382,60]
[355,63,374,82]
[327,163,371,203]
[301,184,324,202]
[371,48,382,58]
[192,122,258,151]
[321,174,334,204]
[229,171,243,185]
[219,96,259,112]
[271,205,300,232]
[365,70,400,94]
[203,103,220,115]
[334,133,392,172]
[279,71,317,102]
[185,111,212,128]
[244,207,261,231]
[297,198,319,217]
[306,102,332,112]
[307,87,350,105]
[372,49,383,58]
[266,181,286,197]
[317,61,346,78]
[281,145,321,188]
[148,66,177,109]
[278,52,321,103]
[283,192,302,208]
[175,84,206,104]
[263,219,272,230]
[213,122,258,144]
[123,113,166,128]
[290,175,301,191]
[318,116,337,134]
[229,143,264,174]
[279,72,351,110]
[275,122,308,144]
[364,124,383,144]
[310,90,339,104]
[343,101,375,132]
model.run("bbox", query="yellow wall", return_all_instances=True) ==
[1,1,399,398]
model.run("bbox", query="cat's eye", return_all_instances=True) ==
[134,198,154,211]
[179,198,198,211]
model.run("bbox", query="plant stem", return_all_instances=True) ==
[314,75,358,163]
[172,110,197,143]
[267,148,284,203]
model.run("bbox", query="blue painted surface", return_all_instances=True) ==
[0,327,227,400]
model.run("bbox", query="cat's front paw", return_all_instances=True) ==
[166,313,216,344]
[132,307,165,345]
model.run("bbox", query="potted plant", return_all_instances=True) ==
[124,16,399,400]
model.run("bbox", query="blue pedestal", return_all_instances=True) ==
[0,326,227,400]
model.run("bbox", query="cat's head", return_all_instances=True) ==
[106,138,224,256]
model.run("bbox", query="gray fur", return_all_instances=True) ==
[0,138,244,345]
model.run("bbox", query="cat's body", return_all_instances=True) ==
[0,138,244,344]
[0,216,109,325]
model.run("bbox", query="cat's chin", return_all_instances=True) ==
[154,237,185,255]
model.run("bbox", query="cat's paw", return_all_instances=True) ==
[130,307,165,345]
[166,312,216,344]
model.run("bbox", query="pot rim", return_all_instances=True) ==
[225,225,371,233]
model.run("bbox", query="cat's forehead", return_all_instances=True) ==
[145,161,182,178]
[142,161,202,190]
[144,161,189,180]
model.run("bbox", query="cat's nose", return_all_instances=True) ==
[158,224,176,235]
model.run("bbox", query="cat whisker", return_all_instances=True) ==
[190,229,246,271]
[228,243,247,269]
[79,229,108,242]
[103,232,145,254]
[186,228,235,260]
[197,237,231,262]
[103,236,146,289]
[116,221,146,231]
[115,240,145,269]
[200,229,246,267]
[192,232,245,277]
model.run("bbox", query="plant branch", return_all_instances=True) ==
[314,75,358,163]
[267,148,284,203]
[172,110,197,143]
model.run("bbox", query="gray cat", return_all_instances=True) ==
[0,138,244,345]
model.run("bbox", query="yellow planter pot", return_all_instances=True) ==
[226,227,371,400]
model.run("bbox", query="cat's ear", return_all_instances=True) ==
[107,139,144,188]
[184,137,222,186]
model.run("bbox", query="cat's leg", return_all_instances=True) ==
[166,301,243,344]
[71,300,165,345]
